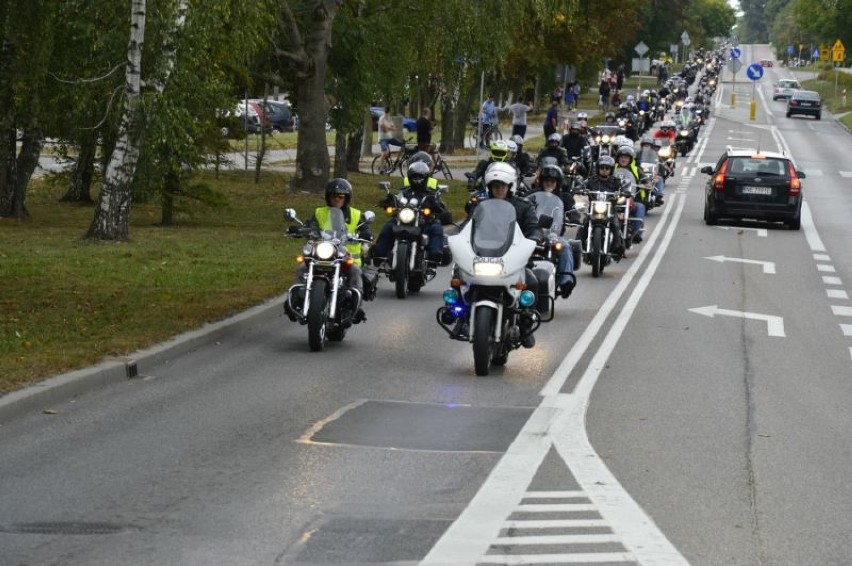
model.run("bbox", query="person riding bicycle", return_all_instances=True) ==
[372,160,447,266]
[285,178,370,323]
[378,106,403,173]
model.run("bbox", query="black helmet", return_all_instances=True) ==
[540,164,564,185]
[325,178,352,206]
[597,155,615,171]
[407,161,431,190]
[409,151,434,172]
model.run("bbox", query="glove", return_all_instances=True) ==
[287,225,302,235]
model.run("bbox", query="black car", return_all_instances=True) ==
[257,100,295,132]
[701,148,806,230]
[786,90,822,120]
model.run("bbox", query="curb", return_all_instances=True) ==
[0,293,286,424]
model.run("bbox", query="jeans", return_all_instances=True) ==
[555,238,575,286]
[655,176,665,196]
[630,202,646,235]
[373,219,444,259]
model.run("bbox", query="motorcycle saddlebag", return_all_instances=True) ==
[361,265,379,301]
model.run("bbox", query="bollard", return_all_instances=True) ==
[730,92,736,107]
[749,99,757,121]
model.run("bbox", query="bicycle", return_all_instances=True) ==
[468,120,501,150]
[371,139,417,176]
[409,144,453,180]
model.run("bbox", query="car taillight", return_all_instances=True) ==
[787,162,801,196]
[714,159,729,193]
[790,100,798,106]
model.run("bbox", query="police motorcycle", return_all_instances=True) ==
[574,178,633,277]
[283,207,376,351]
[436,198,544,376]
[378,180,452,299]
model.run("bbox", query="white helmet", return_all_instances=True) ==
[642,89,650,97]
[577,112,588,121]
[484,162,518,195]
[505,140,518,154]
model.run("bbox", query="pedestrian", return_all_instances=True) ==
[551,86,564,107]
[616,64,625,91]
[572,82,581,105]
[565,82,575,111]
[416,107,434,153]
[544,101,559,138]
[507,97,533,139]
[598,80,611,112]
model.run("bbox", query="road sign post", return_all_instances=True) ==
[634,41,649,90]
[746,62,764,121]
[727,55,742,107]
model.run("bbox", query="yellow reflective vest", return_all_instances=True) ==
[313,206,363,266]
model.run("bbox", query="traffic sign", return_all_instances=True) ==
[746,62,764,81]
[681,31,691,47]
[832,39,846,62]
[634,41,649,57]
[731,48,741,59]
[787,45,794,55]
[727,58,743,73]
[670,44,679,55]
[812,48,820,59]
[820,44,830,62]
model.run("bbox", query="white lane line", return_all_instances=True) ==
[477,553,636,565]
[839,171,852,178]
[704,255,776,274]
[801,201,826,252]
[502,520,610,529]
[493,534,623,545]
[818,264,836,273]
[823,276,843,285]
[842,325,852,337]
[827,289,849,300]
[831,306,852,317]
[805,169,823,176]
[849,347,852,363]
[813,253,831,261]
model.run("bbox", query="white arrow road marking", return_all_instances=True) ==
[689,305,786,337]
[704,255,776,274]
[714,226,768,237]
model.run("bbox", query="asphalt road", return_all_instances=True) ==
[4,44,852,565]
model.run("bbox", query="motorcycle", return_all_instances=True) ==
[527,191,565,321]
[636,162,661,212]
[378,181,451,299]
[575,181,632,277]
[436,199,543,376]
[657,141,677,180]
[283,207,376,351]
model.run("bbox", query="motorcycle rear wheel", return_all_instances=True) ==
[307,279,328,351]
[394,241,409,299]
[473,306,495,376]
[591,226,605,277]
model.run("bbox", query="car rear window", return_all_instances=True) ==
[727,157,788,177]
[779,80,799,88]
[793,91,820,101]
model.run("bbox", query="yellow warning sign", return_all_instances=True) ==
[832,39,846,62]
[820,44,830,62]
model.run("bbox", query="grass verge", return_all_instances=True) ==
[0,170,470,394]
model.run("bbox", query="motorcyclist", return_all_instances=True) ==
[527,164,578,298]
[535,133,570,170]
[510,134,535,177]
[470,139,513,191]
[372,160,447,265]
[637,136,665,204]
[575,155,627,257]
[654,120,677,142]
[560,122,589,178]
[285,178,370,322]
[613,145,647,243]
[404,151,439,190]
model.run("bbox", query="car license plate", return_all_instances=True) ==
[800,101,812,107]
[742,186,773,195]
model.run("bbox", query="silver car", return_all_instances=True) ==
[772,79,801,100]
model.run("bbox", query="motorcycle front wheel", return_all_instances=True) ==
[591,226,605,277]
[473,306,495,376]
[394,241,410,299]
[307,279,329,351]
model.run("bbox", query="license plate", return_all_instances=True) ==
[742,186,773,195]
[799,101,812,107]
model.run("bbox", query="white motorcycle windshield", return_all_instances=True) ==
[471,199,517,257]
[530,191,564,237]
[320,207,348,241]
[614,168,637,191]
[638,149,659,165]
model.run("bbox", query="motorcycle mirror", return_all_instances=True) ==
[362,210,376,223]
[437,184,449,193]
[283,208,297,221]
[379,181,391,192]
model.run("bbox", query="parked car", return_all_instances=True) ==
[701,148,806,230]
[772,79,801,100]
[786,90,822,120]
[760,59,774,67]
[249,99,295,132]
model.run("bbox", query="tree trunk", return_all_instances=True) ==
[86,0,146,240]
[345,130,362,173]
[360,108,372,159]
[439,95,455,154]
[9,126,41,218]
[161,169,178,226]
[332,131,346,178]
[254,86,269,184]
[60,134,97,203]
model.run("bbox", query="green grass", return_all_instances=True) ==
[0,169,470,394]
[801,70,852,116]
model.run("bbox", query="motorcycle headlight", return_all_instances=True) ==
[658,147,671,158]
[398,207,416,224]
[601,135,610,144]
[473,261,504,277]
[398,196,408,205]
[592,201,609,215]
[315,241,335,260]
[302,243,313,256]
[680,129,690,137]
[408,197,419,207]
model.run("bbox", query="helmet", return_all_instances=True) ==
[407,161,431,190]
[577,112,588,121]
[539,164,564,186]
[505,140,518,155]
[489,140,510,162]
[661,120,675,130]
[325,178,353,206]
[511,134,524,147]
[640,135,653,146]
[597,155,615,171]
[605,112,615,122]
[652,138,663,148]
[626,94,635,103]
[685,96,695,104]
[484,162,517,196]
[616,145,635,159]
[409,151,434,172]
[642,90,650,97]
[547,133,561,146]
[569,121,581,132]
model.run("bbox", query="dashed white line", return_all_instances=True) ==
[839,171,852,178]
[493,534,623,545]
[831,306,852,317]
[827,289,849,300]
[818,264,837,273]
[813,253,831,261]
[477,553,636,564]
[503,520,609,529]
[841,325,852,337]
[823,276,843,285]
